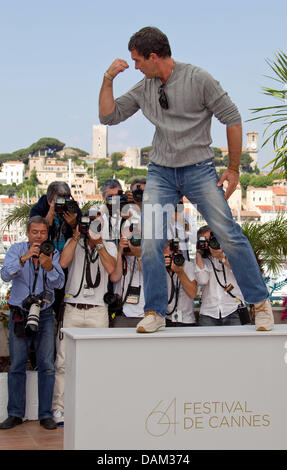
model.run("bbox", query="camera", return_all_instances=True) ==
[39,240,55,256]
[123,222,141,254]
[103,292,123,316]
[196,232,220,258]
[54,196,79,215]
[78,212,102,237]
[22,290,53,336]
[166,238,185,267]
[105,190,128,214]
[78,215,91,235]
[32,240,55,259]
[132,184,143,203]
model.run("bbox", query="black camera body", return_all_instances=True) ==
[123,222,141,254]
[54,196,79,215]
[166,238,185,267]
[39,240,55,256]
[78,213,102,237]
[103,292,123,318]
[105,190,128,214]
[32,240,55,259]
[78,215,91,235]
[22,290,53,336]
[197,232,220,258]
[132,184,143,203]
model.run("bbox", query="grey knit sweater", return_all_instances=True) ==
[99,61,242,167]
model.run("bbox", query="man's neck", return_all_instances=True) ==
[158,57,175,84]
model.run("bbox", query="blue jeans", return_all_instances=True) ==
[198,311,241,326]
[142,161,269,317]
[8,308,55,420]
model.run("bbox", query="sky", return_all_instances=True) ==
[1,0,286,169]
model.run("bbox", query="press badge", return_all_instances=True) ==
[83,287,95,297]
[125,286,141,304]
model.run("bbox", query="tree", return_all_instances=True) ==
[249,50,287,177]
[242,215,287,275]
[110,152,123,171]
[223,152,255,173]
[28,137,65,156]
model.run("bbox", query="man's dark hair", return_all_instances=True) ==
[27,215,49,232]
[197,225,210,239]
[100,179,122,197]
[130,177,146,191]
[128,27,171,59]
[46,181,71,203]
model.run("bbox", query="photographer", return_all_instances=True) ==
[30,181,81,253]
[52,210,117,426]
[168,200,197,262]
[164,240,197,327]
[109,224,144,327]
[100,179,126,243]
[195,226,249,326]
[0,216,65,430]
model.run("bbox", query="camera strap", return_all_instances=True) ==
[84,239,101,288]
[122,256,137,305]
[209,257,240,302]
[167,271,180,314]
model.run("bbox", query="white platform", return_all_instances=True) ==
[63,325,287,450]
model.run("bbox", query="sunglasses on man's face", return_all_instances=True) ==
[158,84,169,110]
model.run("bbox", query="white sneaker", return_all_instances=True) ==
[254,299,274,331]
[136,310,165,333]
[53,409,64,426]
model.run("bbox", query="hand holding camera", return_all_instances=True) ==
[21,240,55,271]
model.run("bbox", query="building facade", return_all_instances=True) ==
[0,161,25,185]
[92,124,108,161]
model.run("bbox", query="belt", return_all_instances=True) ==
[67,303,98,310]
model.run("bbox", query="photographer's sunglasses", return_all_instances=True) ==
[158,84,169,110]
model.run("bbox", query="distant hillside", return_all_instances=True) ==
[0,138,89,165]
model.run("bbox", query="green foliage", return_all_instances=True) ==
[242,215,287,275]
[248,50,287,177]
[211,147,223,159]
[28,137,65,155]
[1,203,33,231]
[110,152,123,171]
[0,137,66,165]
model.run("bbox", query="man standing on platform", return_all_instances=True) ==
[99,26,273,333]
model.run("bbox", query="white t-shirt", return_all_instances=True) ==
[195,257,244,319]
[166,261,196,324]
[64,238,117,306]
[113,255,145,318]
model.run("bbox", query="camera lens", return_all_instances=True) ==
[25,303,41,336]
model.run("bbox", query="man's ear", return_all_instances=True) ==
[149,52,160,62]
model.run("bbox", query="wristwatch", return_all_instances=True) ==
[95,243,104,253]
[221,257,226,264]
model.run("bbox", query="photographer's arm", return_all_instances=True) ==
[96,239,117,276]
[109,238,126,282]
[172,263,197,299]
[43,250,65,290]
[195,252,210,285]
[60,228,80,269]
[1,243,40,280]
[209,247,231,270]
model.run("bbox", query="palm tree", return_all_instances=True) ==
[1,203,33,231]
[241,214,287,276]
[249,50,287,177]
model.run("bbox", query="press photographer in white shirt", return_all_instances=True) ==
[195,226,250,326]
